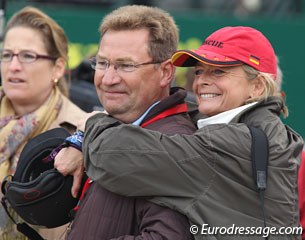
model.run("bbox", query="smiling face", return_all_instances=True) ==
[1,27,59,114]
[94,29,170,123]
[193,63,256,116]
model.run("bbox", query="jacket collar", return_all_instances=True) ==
[197,102,257,129]
[197,96,284,128]
[142,87,187,123]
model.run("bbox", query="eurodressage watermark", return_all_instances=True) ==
[190,224,302,238]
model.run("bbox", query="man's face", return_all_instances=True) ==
[94,29,164,123]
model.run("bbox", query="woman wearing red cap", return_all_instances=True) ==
[68,26,303,239]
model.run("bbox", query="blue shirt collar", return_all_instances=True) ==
[132,101,160,126]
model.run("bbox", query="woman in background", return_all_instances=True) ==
[0,6,86,239]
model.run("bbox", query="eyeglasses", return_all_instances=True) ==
[90,57,163,73]
[0,50,57,63]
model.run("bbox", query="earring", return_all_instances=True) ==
[54,78,59,85]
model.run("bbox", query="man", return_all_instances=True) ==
[64,26,303,240]
[55,5,196,239]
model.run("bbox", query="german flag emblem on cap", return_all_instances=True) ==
[249,55,260,65]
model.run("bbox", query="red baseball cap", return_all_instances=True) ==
[171,26,277,78]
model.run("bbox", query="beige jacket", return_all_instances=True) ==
[49,95,87,133]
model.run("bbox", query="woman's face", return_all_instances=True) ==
[1,27,61,112]
[193,64,256,116]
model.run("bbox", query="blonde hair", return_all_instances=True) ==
[4,6,69,96]
[99,5,179,62]
[243,64,288,117]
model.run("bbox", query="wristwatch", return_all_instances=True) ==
[64,130,84,152]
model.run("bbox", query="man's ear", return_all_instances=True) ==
[159,59,175,88]
[250,75,266,98]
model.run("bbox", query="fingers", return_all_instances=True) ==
[53,145,85,198]
[71,168,84,198]
[54,148,69,176]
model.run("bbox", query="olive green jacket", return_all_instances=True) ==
[84,97,303,240]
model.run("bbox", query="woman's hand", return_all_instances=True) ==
[55,110,108,197]
[54,147,84,198]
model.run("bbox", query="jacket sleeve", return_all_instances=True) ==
[83,113,252,198]
[111,199,193,240]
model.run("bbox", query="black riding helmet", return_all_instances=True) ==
[1,128,84,229]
